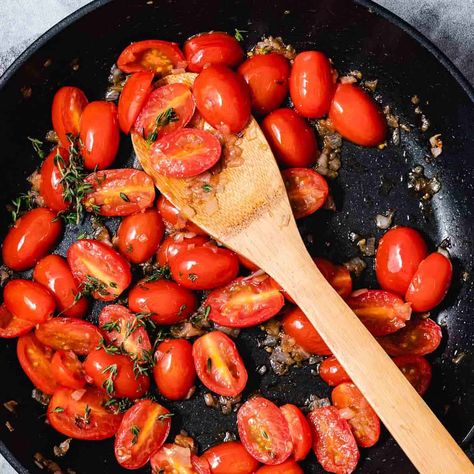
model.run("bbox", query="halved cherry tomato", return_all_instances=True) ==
[4,279,55,324]
[114,399,171,469]
[170,244,239,290]
[237,396,292,465]
[405,252,452,312]
[238,254,260,272]
[332,382,380,448]
[377,318,442,356]
[2,207,62,271]
[202,441,260,474]
[67,239,131,301]
[154,339,196,400]
[83,169,155,217]
[193,65,251,133]
[17,333,58,394]
[51,350,86,389]
[193,331,248,396]
[157,233,209,267]
[393,355,432,396]
[319,356,350,387]
[79,101,119,170]
[206,273,284,327]
[375,226,428,296]
[280,404,312,461]
[157,195,206,235]
[39,147,70,212]
[118,71,154,133]
[35,317,103,355]
[134,83,195,140]
[128,279,197,324]
[47,386,123,440]
[117,39,185,75]
[34,254,88,319]
[346,289,411,336]
[314,258,352,298]
[256,460,303,474]
[329,83,386,147]
[98,305,151,360]
[282,168,328,219]
[84,349,149,399]
[0,304,34,339]
[290,51,335,118]
[51,86,88,147]
[282,307,331,355]
[238,53,290,116]
[308,406,359,474]
[261,108,319,168]
[184,31,244,73]
[151,444,209,474]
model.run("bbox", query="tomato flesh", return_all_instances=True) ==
[39,147,70,212]
[393,355,432,396]
[314,258,352,298]
[0,304,34,339]
[51,350,86,389]
[151,443,206,474]
[319,356,351,387]
[280,404,312,461]
[202,441,260,474]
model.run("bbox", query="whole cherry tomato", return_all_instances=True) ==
[0,304,34,339]
[157,233,209,267]
[313,258,352,298]
[393,355,432,396]
[157,195,206,235]
[280,404,312,461]
[151,444,210,474]
[256,460,303,474]
[261,108,319,168]
[202,441,260,474]
[39,147,70,212]
[319,356,350,387]
[51,350,86,389]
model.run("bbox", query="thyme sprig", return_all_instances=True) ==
[146,108,178,144]
[9,193,34,223]
[143,265,171,282]
[234,28,247,42]
[101,364,118,396]
[28,137,47,159]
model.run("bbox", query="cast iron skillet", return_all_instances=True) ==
[0,0,473,472]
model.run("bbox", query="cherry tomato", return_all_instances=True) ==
[238,53,290,116]
[35,317,103,355]
[170,244,239,290]
[282,168,328,219]
[84,349,150,399]
[117,39,185,75]
[157,233,209,267]
[393,355,432,396]
[98,305,151,361]
[34,254,88,319]
[377,318,442,356]
[51,350,86,389]
[405,252,452,312]
[329,83,386,147]
[128,279,197,324]
[2,207,62,271]
[319,356,351,387]
[51,86,88,147]
[39,147,70,212]
[290,51,336,118]
[151,444,209,474]
[346,289,411,336]
[47,386,123,440]
[79,101,119,170]
[83,169,155,217]
[256,460,303,474]
[332,382,380,448]
[154,339,196,400]
[375,226,428,296]
[118,71,154,134]
[280,404,312,461]
[114,399,171,469]
[206,273,284,328]
[17,333,58,394]
[67,239,132,301]
[237,396,292,465]
[193,331,248,396]
[308,406,359,473]
[194,65,251,133]
[282,307,331,355]
[4,279,55,324]
[184,31,244,73]
[0,304,34,339]
[314,258,352,298]
[157,195,206,235]
[261,108,319,168]
[202,441,260,474]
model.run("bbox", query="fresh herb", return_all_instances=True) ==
[102,321,120,332]
[119,192,130,202]
[75,404,91,427]
[130,425,140,445]
[188,273,198,282]
[77,232,87,240]
[146,108,179,144]
[9,193,33,222]
[261,429,269,440]
[79,275,111,299]
[177,304,187,317]
[104,397,133,413]
[109,281,118,289]
[133,359,150,377]
[157,413,174,422]
[52,406,64,413]
[206,357,212,372]
[97,338,123,355]
[28,137,46,159]
[124,320,137,339]
[144,265,171,282]
[101,364,118,396]
[135,312,157,331]
[203,305,211,319]
[234,28,247,42]
[202,184,212,193]
[126,244,133,253]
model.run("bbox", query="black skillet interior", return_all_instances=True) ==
[0,0,473,472]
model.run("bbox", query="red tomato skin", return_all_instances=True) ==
[157,195,206,235]
[151,444,208,474]
[238,53,290,116]
[0,304,35,339]
[256,460,303,474]
[238,254,260,272]
[194,65,251,133]
[51,350,86,389]
[319,356,351,387]
[405,252,452,312]
[79,101,119,170]
[118,71,154,133]
[154,339,196,400]
[51,86,88,147]
[4,279,55,324]
[202,441,260,474]
[280,404,312,461]
[290,51,336,118]
[157,233,209,267]
[2,208,62,271]
[375,226,428,296]
[39,147,70,212]
[184,31,244,72]
[393,355,432,396]
[313,258,352,299]
[261,108,319,168]
[34,254,88,319]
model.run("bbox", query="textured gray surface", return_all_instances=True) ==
[0,0,472,473]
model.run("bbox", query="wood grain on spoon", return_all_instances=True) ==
[133,72,474,474]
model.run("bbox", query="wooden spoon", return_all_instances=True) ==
[133,73,473,473]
